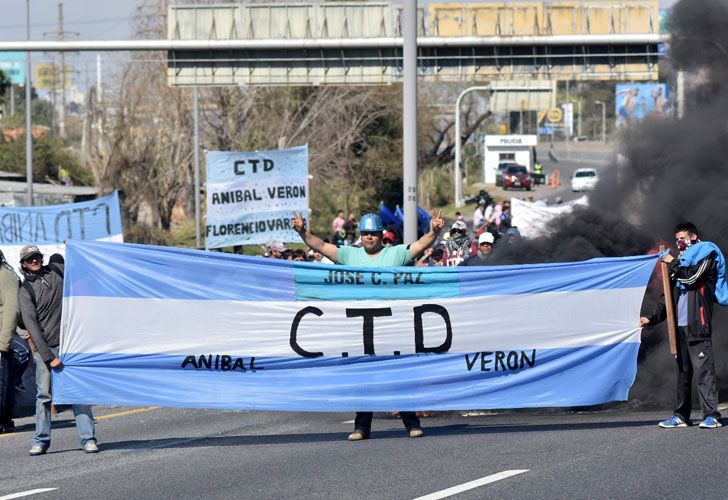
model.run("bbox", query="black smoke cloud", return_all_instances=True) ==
[489,0,728,406]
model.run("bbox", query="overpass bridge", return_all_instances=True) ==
[0,2,665,86]
[166,1,663,86]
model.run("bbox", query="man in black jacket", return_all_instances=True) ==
[640,222,724,429]
[18,245,98,455]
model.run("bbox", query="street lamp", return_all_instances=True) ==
[595,100,606,143]
[453,84,536,207]
[454,86,490,207]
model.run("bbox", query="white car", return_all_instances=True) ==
[571,168,598,192]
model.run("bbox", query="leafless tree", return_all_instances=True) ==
[84,0,194,230]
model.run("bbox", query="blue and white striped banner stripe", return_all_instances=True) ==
[63,240,657,300]
[55,240,659,411]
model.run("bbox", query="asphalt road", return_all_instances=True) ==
[2,404,728,499]
[536,142,614,203]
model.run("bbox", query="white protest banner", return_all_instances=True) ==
[510,196,588,239]
[56,240,658,411]
[0,191,123,268]
[205,145,308,248]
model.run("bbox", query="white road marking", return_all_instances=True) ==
[412,470,529,500]
[0,488,58,499]
[342,419,355,424]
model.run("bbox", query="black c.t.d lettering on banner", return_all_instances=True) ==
[290,306,324,358]
[413,304,453,354]
[72,207,90,239]
[345,308,392,355]
[54,210,73,241]
[90,202,112,235]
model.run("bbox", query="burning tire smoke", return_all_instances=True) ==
[490,0,728,406]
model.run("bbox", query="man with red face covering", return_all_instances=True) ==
[641,222,728,429]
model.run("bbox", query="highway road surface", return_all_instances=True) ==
[2,404,727,499]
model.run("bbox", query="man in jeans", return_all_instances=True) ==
[18,245,98,455]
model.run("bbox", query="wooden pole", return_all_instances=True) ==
[659,245,678,357]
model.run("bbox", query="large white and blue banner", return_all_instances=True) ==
[205,145,308,249]
[56,241,658,411]
[0,192,123,268]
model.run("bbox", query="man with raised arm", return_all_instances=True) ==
[292,210,445,440]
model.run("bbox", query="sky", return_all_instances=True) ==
[1,0,142,95]
[1,0,139,41]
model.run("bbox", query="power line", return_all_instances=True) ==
[0,16,132,30]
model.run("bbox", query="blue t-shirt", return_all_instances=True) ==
[337,244,412,267]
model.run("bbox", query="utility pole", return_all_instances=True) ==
[565,81,570,144]
[25,0,33,206]
[96,54,102,103]
[43,2,77,140]
[50,61,56,135]
[58,2,66,139]
[193,87,201,248]
[402,0,417,244]
[577,98,582,137]
[595,100,606,143]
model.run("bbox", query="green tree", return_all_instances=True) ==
[0,135,88,183]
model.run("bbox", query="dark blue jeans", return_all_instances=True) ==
[0,351,12,428]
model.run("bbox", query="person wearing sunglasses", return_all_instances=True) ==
[18,245,98,455]
[640,222,728,430]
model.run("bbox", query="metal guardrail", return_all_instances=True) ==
[0,34,667,52]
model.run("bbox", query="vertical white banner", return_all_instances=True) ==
[205,145,309,248]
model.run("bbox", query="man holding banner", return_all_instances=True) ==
[292,210,445,440]
[18,246,98,455]
[641,222,728,429]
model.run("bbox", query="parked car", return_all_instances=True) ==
[571,168,598,192]
[502,164,532,191]
[495,162,518,187]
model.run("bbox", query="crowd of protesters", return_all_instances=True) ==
[2,196,724,449]
[261,190,524,268]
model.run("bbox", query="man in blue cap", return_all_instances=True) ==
[292,210,444,440]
